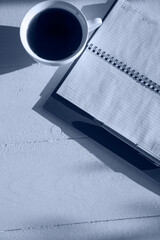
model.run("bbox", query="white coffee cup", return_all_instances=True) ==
[20,0,102,66]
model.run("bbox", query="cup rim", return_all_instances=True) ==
[20,0,89,65]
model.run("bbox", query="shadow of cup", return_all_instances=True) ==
[0,25,35,75]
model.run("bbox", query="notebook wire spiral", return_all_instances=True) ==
[87,43,160,94]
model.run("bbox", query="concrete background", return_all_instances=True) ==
[0,0,160,239]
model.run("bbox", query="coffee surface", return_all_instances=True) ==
[27,8,83,60]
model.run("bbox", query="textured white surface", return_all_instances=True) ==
[1,217,160,240]
[0,0,160,239]
[0,139,160,230]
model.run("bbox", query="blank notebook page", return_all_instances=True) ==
[57,0,160,161]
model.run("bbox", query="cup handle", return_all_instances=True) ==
[87,18,102,32]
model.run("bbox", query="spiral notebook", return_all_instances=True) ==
[51,0,160,165]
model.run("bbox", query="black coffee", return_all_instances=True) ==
[27,8,83,60]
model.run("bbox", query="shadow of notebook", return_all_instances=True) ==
[42,1,160,188]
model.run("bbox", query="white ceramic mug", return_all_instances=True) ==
[20,0,102,66]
